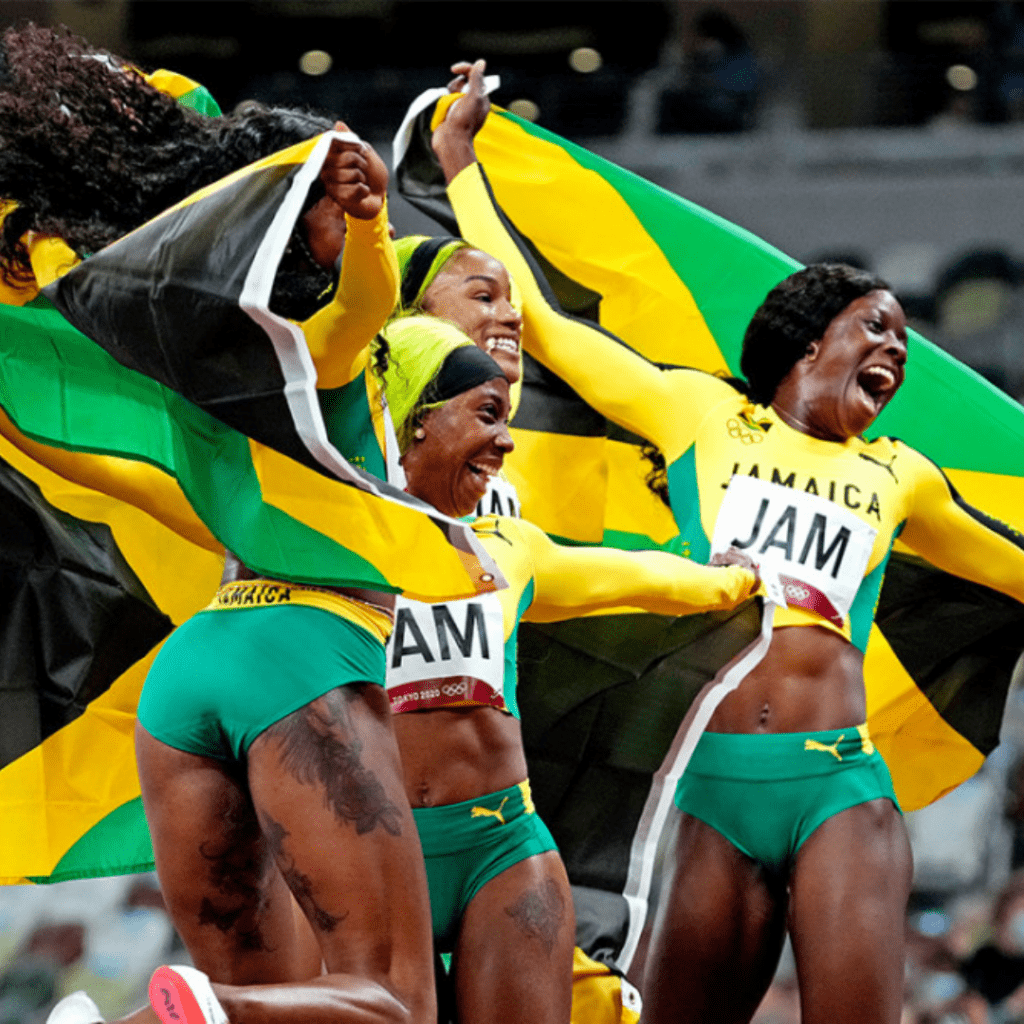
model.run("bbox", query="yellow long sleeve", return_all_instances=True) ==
[0,409,222,553]
[900,446,1024,604]
[515,518,755,623]
[300,201,399,389]
[447,163,732,462]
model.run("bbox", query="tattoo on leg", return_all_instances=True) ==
[261,812,346,934]
[195,784,276,952]
[264,688,403,836]
[505,879,566,956]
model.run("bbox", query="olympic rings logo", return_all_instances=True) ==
[784,582,811,602]
[441,681,469,697]
[726,418,764,444]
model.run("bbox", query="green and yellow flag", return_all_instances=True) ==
[0,107,500,882]
[0,69,223,885]
[397,91,1024,966]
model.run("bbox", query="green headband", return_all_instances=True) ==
[393,235,471,311]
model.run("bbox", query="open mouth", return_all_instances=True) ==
[485,336,520,357]
[856,364,899,411]
[467,461,499,483]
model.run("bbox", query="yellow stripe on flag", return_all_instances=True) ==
[142,69,206,101]
[505,429,607,543]
[247,438,498,600]
[603,438,680,546]
[433,95,728,374]
[0,647,159,882]
[864,625,983,812]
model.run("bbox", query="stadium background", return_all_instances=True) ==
[3,2,1024,1023]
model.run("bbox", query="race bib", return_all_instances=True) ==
[711,476,877,626]
[385,592,506,711]
[474,475,520,519]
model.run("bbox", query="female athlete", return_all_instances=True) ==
[380,319,758,1024]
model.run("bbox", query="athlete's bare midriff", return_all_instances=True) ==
[707,623,867,735]
[221,551,396,616]
[393,699,527,808]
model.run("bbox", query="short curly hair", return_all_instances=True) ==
[740,264,891,405]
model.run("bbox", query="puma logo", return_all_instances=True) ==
[160,988,180,1021]
[805,735,844,761]
[858,451,899,483]
[471,796,509,824]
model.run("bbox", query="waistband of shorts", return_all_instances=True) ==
[412,779,536,854]
[204,580,393,644]
[685,724,877,781]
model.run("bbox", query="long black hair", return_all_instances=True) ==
[0,24,337,317]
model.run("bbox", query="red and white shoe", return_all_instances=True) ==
[149,966,227,1024]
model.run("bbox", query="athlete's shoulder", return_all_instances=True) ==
[873,437,940,482]
[664,367,747,413]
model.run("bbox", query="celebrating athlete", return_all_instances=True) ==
[380,321,758,1024]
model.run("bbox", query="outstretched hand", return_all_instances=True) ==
[432,58,489,183]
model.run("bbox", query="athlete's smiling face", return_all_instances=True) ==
[775,289,908,441]
[402,378,515,518]
[421,249,523,385]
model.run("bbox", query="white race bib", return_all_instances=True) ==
[711,476,877,626]
[385,592,506,711]
[474,475,520,519]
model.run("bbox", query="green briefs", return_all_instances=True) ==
[673,725,900,876]
[413,780,558,949]
[138,581,389,761]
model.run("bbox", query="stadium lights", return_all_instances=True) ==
[509,98,540,122]
[299,49,333,76]
[569,46,602,73]
[946,64,977,91]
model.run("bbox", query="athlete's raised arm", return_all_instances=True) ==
[512,517,756,623]
[300,132,399,389]
[434,61,737,464]
[899,444,1024,603]
[0,408,222,553]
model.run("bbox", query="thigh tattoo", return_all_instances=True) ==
[505,879,567,956]
[260,812,347,933]
[264,688,403,837]
[196,784,276,952]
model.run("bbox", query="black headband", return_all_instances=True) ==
[422,346,506,406]
[400,235,463,309]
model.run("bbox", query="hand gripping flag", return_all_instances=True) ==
[0,121,505,883]
[396,90,1024,969]
[38,130,502,600]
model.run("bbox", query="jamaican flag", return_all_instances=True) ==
[396,90,1024,968]
[40,130,501,599]
[0,427,224,884]
[0,120,502,882]
[0,68,224,884]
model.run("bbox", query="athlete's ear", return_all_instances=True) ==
[803,340,821,362]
